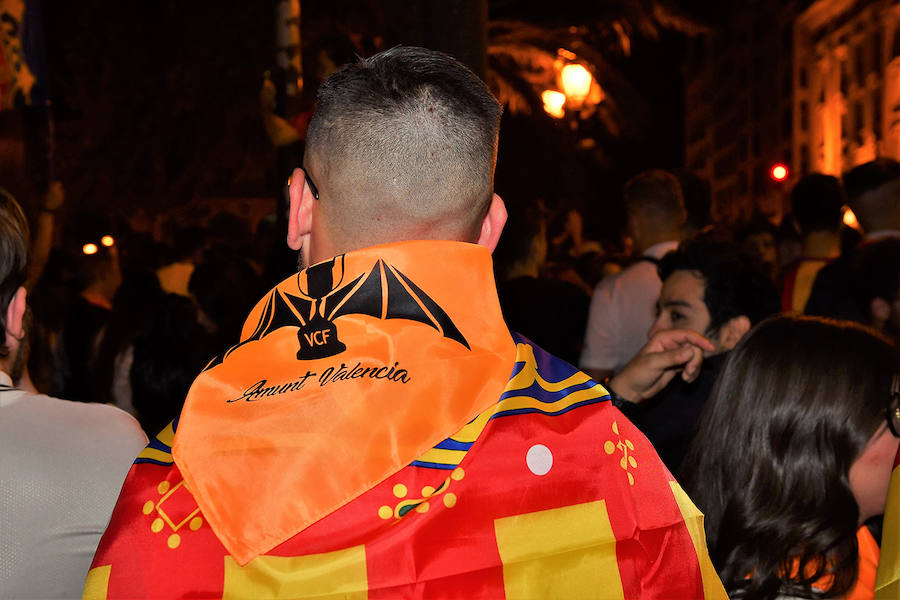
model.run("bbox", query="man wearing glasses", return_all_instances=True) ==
[86,47,725,599]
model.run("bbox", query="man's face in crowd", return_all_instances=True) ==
[648,270,716,352]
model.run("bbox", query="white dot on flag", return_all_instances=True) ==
[526,444,553,476]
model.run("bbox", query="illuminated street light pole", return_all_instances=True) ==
[560,63,592,105]
[540,53,601,152]
[540,53,599,127]
[541,90,566,119]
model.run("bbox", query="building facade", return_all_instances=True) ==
[684,0,900,222]
[794,0,900,177]
[684,0,799,222]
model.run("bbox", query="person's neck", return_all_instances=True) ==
[504,261,540,280]
[635,233,679,256]
[802,231,840,259]
[81,286,113,310]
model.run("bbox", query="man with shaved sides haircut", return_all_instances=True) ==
[88,47,725,599]
[303,50,500,249]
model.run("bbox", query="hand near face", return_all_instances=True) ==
[607,329,715,405]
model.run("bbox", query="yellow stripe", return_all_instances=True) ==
[506,343,593,393]
[415,342,606,465]
[876,465,900,596]
[222,546,367,599]
[875,580,899,600]
[82,565,111,600]
[453,385,607,445]
[413,447,468,466]
[137,447,173,463]
[497,388,607,416]
[669,481,728,599]
[494,500,624,599]
[156,421,176,447]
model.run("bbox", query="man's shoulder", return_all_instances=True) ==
[804,251,862,318]
[37,392,142,429]
[594,259,660,296]
[502,338,658,454]
[3,392,147,453]
[814,250,854,278]
[4,390,146,428]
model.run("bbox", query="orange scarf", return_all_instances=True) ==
[780,526,880,600]
[172,241,516,565]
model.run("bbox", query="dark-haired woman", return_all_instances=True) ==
[681,315,900,600]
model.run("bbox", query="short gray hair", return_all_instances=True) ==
[305,46,502,250]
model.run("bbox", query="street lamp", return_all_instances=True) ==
[541,90,566,119]
[560,63,592,104]
[541,51,601,124]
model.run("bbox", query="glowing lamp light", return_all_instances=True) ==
[560,63,592,103]
[770,164,789,182]
[82,243,98,255]
[541,90,566,119]
[842,207,860,230]
[101,235,115,247]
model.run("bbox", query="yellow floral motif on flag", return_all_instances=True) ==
[604,421,638,485]
[141,479,203,549]
[377,467,464,521]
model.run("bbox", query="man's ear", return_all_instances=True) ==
[5,286,26,343]
[871,297,891,329]
[716,315,751,352]
[286,167,315,252]
[477,193,507,253]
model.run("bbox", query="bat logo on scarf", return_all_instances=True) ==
[203,255,469,370]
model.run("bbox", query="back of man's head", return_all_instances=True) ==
[672,169,711,236]
[305,46,502,251]
[658,236,779,335]
[790,173,844,235]
[623,170,686,236]
[854,238,900,329]
[0,188,29,357]
[842,158,900,233]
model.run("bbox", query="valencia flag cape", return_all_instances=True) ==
[876,444,900,599]
[85,241,725,599]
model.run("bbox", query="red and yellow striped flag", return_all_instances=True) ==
[84,241,727,599]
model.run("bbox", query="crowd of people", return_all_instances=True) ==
[1,46,899,600]
[493,158,900,599]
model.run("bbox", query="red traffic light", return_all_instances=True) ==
[770,163,789,182]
